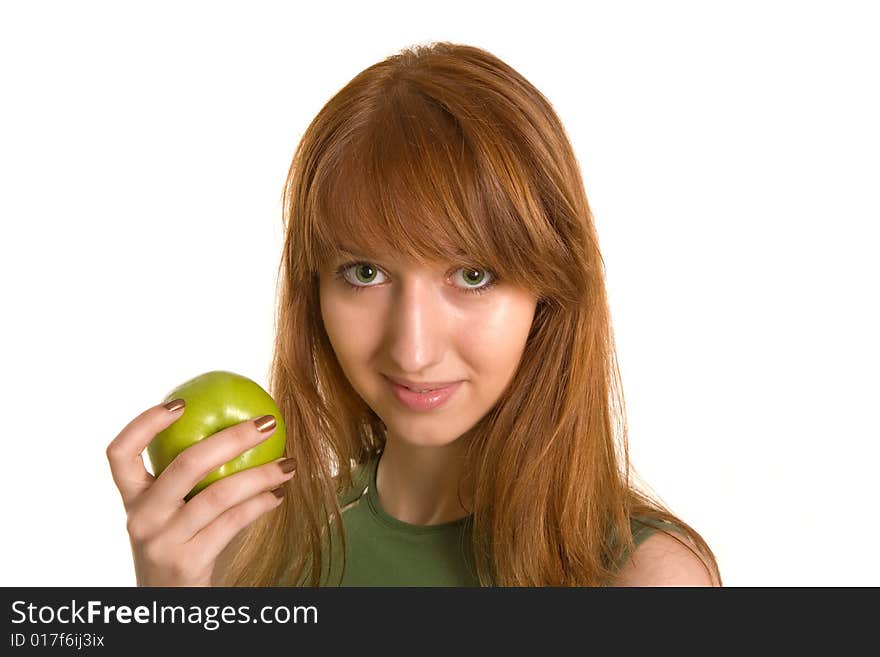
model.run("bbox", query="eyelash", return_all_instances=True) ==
[332,260,499,296]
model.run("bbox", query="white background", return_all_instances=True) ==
[1,0,877,586]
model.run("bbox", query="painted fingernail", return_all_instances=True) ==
[278,458,296,474]
[163,398,185,413]
[254,414,276,433]
[271,486,285,498]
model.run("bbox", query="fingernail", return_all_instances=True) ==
[278,458,296,474]
[271,486,285,498]
[163,398,185,413]
[254,414,277,433]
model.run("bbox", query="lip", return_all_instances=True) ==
[384,376,462,411]
[384,375,462,390]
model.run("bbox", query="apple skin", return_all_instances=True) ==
[147,370,287,501]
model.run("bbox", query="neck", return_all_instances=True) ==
[375,435,473,526]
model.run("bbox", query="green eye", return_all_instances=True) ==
[334,261,498,296]
[353,264,378,284]
[460,268,487,287]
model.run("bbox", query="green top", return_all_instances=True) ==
[324,450,682,586]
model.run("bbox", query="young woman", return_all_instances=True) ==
[108,41,722,587]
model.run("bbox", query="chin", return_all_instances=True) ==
[377,412,470,448]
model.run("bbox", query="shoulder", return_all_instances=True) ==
[613,528,719,587]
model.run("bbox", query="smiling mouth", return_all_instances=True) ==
[403,384,442,393]
[385,377,463,411]
[383,375,462,392]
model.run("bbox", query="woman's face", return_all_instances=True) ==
[319,248,538,447]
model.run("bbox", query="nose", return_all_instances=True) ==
[384,275,449,374]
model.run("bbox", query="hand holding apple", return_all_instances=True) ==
[147,370,287,500]
[106,369,294,586]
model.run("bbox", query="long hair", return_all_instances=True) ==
[223,41,722,586]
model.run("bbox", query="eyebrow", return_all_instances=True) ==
[334,244,373,258]
[334,243,472,260]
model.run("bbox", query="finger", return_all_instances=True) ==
[186,488,285,567]
[106,400,186,509]
[163,456,296,544]
[144,414,278,509]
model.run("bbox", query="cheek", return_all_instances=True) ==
[319,286,382,363]
[459,298,536,383]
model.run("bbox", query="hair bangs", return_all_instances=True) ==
[307,91,547,297]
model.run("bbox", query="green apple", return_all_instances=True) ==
[147,370,287,501]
